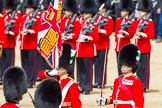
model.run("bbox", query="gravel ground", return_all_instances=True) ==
[0,36,162,108]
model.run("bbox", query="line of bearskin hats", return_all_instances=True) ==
[63,0,78,12]
[34,78,62,108]
[95,0,111,10]
[3,66,27,102]
[118,0,134,12]
[118,44,141,73]
[3,0,20,10]
[79,0,97,15]
[59,43,74,75]
[137,0,152,13]
[24,0,38,9]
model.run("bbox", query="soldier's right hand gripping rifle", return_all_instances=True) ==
[77,3,105,42]
[98,1,115,29]
[117,12,135,38]
[134,13,152,38]
[62,13,79,39]
[25,0,44,30]
[5,3,22,36]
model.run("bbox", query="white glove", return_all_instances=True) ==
[117,33,125,38]
[99,29,106,34]
[139,32,147,37]
[134,32,147,39]
[47,69,59,76]
[5,31,15,36]
[96,97,107,106]
[119,30,129,35]
[77,34,93,42]
[27,29,35,34]
[62,33,74,40]
[70,49,76,64]
[21,29,28,35]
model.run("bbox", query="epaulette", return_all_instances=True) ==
[108,16,113,19]
[17,10,21,14]
[22,15,27,18]
[116,17,120,20]
[148,19,153,21]
[76,17,79,21]
[36,15,40,18]
[131,19,135,21]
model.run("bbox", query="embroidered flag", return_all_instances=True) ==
[38,0,62,68]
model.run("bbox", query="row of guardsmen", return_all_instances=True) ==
[39,0,153,107]
[0,0,154,107]
[0,0,154,93]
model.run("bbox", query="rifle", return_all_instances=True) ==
[120,12,135,31]
[25,0,44,30]
[63,13,79,36]
[98,10,112,29]
[81,3,105,35]
[137,13,152,32]
[5,3,22,33]
[98,1,115,29]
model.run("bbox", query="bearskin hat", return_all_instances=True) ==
[24,0,37,9]
[63,0,78,12]
[3,0,19,10]
[118,44,141,73]
[0,0,3,13]
[95,0,111,10]
[34,78,62,108]
[79,0,97,15]
[42,0,50,10]
[59,43,74,75]
[118,0,134,12]
[137,0,152,13]
[3,66,27,102]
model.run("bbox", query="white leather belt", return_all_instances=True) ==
[113,100,135,108]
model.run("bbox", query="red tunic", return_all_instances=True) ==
[134,19,154,53]
[0,14,5,46]
[115,17,136,52]
[59,15,81,50]
[96,15,114,50]
[76,18,99,57]
[19,14,41,50]
[109,75,144,108]
[60,78,82,108]
[1,11,21,48]
[0,102,21,108]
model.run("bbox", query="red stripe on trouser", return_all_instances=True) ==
[90,58,93,91]
[146,54,150,89]
[33,50,37,85]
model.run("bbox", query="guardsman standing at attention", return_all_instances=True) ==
[76,0,99,94]
[93,0,114,88]
[0,0,21,83]
[134,0,154,92]
[19,0,41,88]
[96,44,144,108]
[58,0,80,78]
[115,0,136,76]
